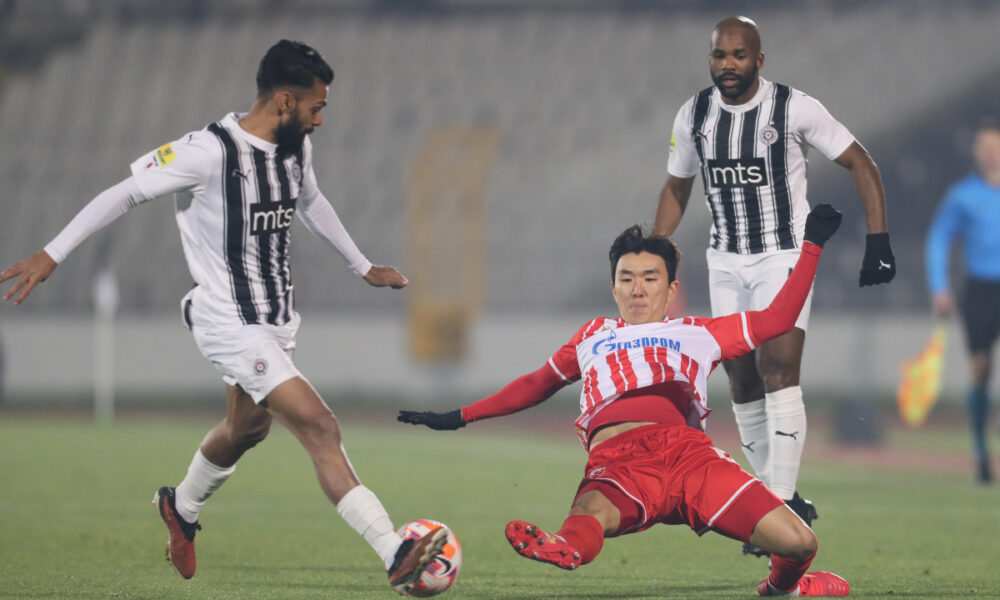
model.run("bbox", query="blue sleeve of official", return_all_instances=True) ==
[925,186,965,295]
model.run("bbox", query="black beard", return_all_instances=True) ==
[711,66,757,100]
[275,117,306,158]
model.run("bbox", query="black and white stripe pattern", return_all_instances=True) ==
[689,83,796,254]
[208,122,301,326]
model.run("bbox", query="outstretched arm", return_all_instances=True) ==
[298,168,407,289]
[708,204,842,359]
[834,141,895,287]
[1,177,148,305]
[398,363,571,430]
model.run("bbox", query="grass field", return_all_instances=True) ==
[1,410,999,599]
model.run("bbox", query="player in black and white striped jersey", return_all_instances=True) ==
[1,40,445,593]
[653,16,895,555]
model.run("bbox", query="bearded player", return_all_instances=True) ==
[653,17,895,554]
[400,204,850,597]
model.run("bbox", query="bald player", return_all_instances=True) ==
[654,16,895,556]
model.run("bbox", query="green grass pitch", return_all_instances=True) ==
[1,412,999,599]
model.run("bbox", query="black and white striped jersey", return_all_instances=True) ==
[128,112,371,329]
[667,78,854,255]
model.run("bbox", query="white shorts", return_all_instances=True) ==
[706,248,813,332]
[182,289,302,403]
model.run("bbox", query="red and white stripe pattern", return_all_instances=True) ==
[548,314,758,440]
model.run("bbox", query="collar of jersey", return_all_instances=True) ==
[713,77,772,114]
[225,112,279,154]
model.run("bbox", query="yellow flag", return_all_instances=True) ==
[896,322,947,427]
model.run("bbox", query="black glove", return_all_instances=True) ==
[859,232,896,287]
[397,409,466,431]
[803,203,842,248]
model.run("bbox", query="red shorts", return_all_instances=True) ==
[576,423,783,542]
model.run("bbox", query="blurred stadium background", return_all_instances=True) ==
[0,0,996,414]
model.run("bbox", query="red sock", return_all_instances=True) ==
[555,515,605,564]
[768,551,816,593]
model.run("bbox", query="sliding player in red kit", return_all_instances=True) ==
[399,204,850,597]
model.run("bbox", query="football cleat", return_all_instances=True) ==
[505,520,582,570]
[758,571,850,597]
[152,486,201,579]
[387,523,448,594]
[786,492,818,526]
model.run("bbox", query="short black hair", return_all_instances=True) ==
[256,40,334,97]
[609,225,681,283]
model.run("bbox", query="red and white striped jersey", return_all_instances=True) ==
[547,313,757,444]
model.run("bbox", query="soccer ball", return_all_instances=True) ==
[395,519,461,597]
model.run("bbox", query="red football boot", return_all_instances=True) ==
[152,486,201,579]
[758,570,850,597]
[505,520,582,570]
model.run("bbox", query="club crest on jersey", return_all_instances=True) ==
[253,358,268,376]
[290,162,302,184]
[758,124,779,146]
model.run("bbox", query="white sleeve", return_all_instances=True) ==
[666,100,701,178]
[129,132,214,199]
[297,160,372,277]
[43,177,148,263]
[791,91,855,161]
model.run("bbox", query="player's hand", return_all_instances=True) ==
[803,203,842,248]
[1,250,57,306]
[397,409,466,431]
[859,232,896,287]
[932,292,953,317]
[364,265,408,289]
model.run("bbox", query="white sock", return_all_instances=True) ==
[337,485,402,569]
[174,449,236,524]
[766,386,806,501]
[732,398,770,486]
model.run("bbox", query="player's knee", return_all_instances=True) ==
[729,377,764,403]
[782,527,817,561]
[297,410,344,450]
[757,359,799,391]
[231,415,272,450]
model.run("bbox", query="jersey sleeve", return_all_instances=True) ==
[791,90,855,161]
[460,322,590,423]
[666,99,701,179]
[129,131,215,200]
[925,183,966,295]
[296,139,373,277]
[43,177,148,263]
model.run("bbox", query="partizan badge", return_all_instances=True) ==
[759,124,779,146]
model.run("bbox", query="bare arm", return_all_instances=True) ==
[653,174,696,237]
[833,141,887,234]
[834,141,896,286]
